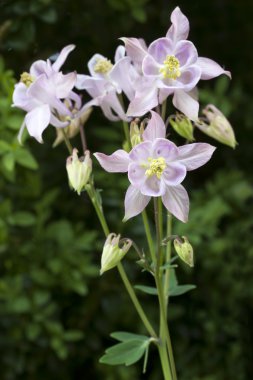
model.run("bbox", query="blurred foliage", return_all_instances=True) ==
[0,0,253,379]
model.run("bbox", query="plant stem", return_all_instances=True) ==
[79,124,87,154]
[62,129,73,154]
[164,212,172,312]
[86,181,157,338]
[141,210,156,263]
[122,120,131,151]
[158,342,173,380]
[161,99,167,121]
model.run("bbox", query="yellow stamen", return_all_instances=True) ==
[20,72,34,87]
[145,157,166,179]
[94,58,113,74]
[159,55,181,80]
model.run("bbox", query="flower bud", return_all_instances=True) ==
[66,149,92,195]
[169,113,194,142]
[100,233,132,275]
[130,119,144,147]
[53,107,92,147]
[174,236,194,267]
[196,105,236,148]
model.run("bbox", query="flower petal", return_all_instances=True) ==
[123,185,150,221]
[140,176,166,197]
[53,72,77,98]
[177,143,216,171]
[30,60,51,77]
[120,37,147,67]
[174,40,198,67]
[143,111,166,141]
[88,53,108,77]
[148,38,173,64]
[172,90,199,121]
[25,104,51,143]
[162,184,189,222]
[129,141,152,163]
[114,45,126,62]
[151,138,178,160]
[94,150,130,173]
[101,91,129,121]
[52,44,75,72]
[128,162,146,188]
[110,57,135,100]
[162,163,186,186]
[197,57,231,80]
[142,55,160,76]
[127,81,158,117]
[166,6,190,43]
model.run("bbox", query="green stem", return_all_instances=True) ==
[158,343,173,380]
[141,210,156,264]
[86,181,157,338]
[161,99,167,121]
[122,120,131,151]
[164,212,172,312]
[62,129,73,154]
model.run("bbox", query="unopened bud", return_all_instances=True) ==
[174,236,194,267]
[130,119,144,147]
[100,233,132,275]
[196,105,236,148]
[169,113,194,141]
[66,148,92,195]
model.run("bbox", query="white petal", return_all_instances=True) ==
[177,143,216,171]
[166,7,190,43]
[197,57,231,80]
[162,184,189,222]
[173,90,199,121]
[25,104,51,143]
[127,82,158,117]
[124,185,150,221]
[143,111,166,141]
[94,150,130,173]
[52,44,75,72]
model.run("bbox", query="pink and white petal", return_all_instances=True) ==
[148,38,173,64]
[129,141,152,162]
[52,44,75,72]
[174,40,198,67]
[13,83,32,110]
[25,104,51,143]
[152,138,178,160]
[140,176,166,197]
[68,91,82,109]
[30,60,50,77]
[127,83,158,117]
[110,57,135,100]
[123,185,150,221]
[162,184,189,222]
[197,57,231,80]
[114,45,126,62]
[103,91,129,121]
[166,7,189,43]
[158,88,174,104]
[143,111,166,141]
[177,65,201,91]
[162,163,186,186]
[172,90,199,121]
[94,150,130,173]
[120,37,147,66]
[177,143,216,171]
[54,72,76,98]
[75,74,94,90]
[128,162,146,188]
[142,55,160,76]
[50,114,69,128]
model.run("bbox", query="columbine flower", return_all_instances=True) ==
[76,45,139,121]
[94,111,215,222]
[123,7,231,120]
[174,236,194,267]
[13,45,78,143]
[195,104,237,148]
[66,149,92,195]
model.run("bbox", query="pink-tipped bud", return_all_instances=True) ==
[66,148,92,195]
[100,233,132,275]
[196,105,237,148]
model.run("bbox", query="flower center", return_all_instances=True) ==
[94,58,113,74]
[159,55,181,80]
[145,157,166,179]
[20,72,34,87]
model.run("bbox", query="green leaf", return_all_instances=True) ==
[134,285,158,295]
[110,331,148,342]
[7,211,36,227]
[169,284,196,296]
[14,148,38,170]
[0,141,11,155]
[100,338,150,366]
[2,153,15,172]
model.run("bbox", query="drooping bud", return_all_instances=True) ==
[130,118,144,147]
[174,236,194,267]
[53,107,92,147]
[169,113,194,141]
[66,149,92,195]
[100,233,132,275]
[195,104,236,148]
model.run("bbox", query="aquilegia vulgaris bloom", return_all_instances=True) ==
[95,111,215,222]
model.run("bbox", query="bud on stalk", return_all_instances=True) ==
[174,236,194,267]
[66,148,92,195]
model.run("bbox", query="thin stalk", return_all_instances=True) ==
[122,120,131,151]
[86,181,157,338]
[79,124,87,154]
[62,129,73,154]
[141,210,156,263]
[164,212,172,311]
[161,99,167,121]
[158,343,173,380]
